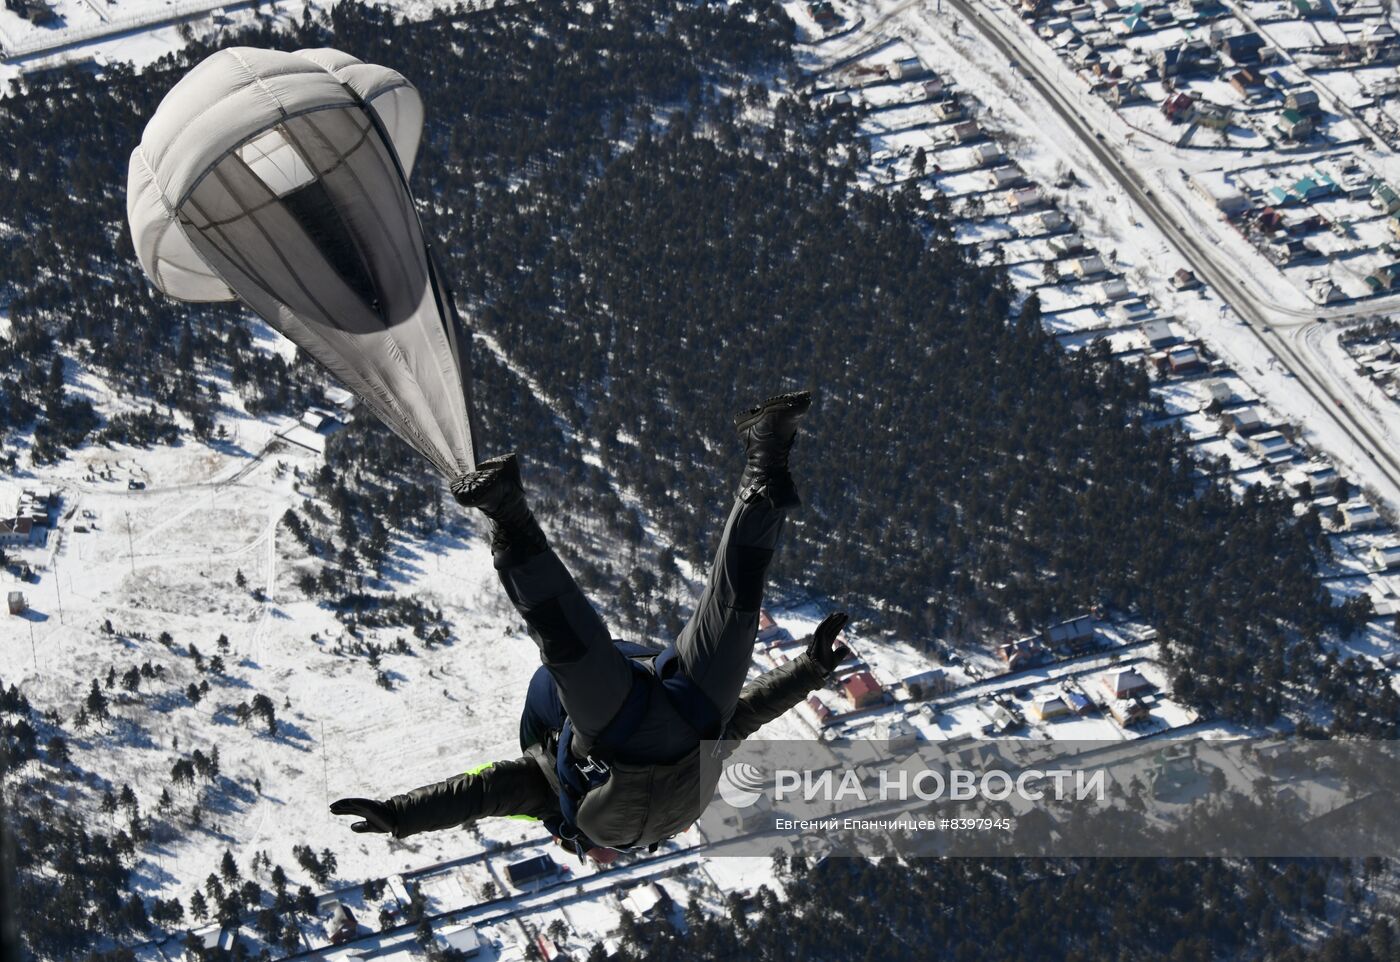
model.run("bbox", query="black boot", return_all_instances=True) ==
[451,453,549,564]
[734,390,811,508]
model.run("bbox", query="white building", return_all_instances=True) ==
[1369,543,1400,571]
[1191,169,1249,216]
[1247,430,1292,460]
[1341,501,1382,530]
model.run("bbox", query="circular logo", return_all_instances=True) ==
[718,762,766,809]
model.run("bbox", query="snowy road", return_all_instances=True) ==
[928,0,1400,511]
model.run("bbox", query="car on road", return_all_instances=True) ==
[127,479,145,490]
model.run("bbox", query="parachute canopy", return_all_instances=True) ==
[127,47,480,479]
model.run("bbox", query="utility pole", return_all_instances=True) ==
[52,556,64,625]
[319,718,330,816]
[124,511,135,576]
[28,622,36,671]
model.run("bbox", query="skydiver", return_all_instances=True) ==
[331,391,850,860]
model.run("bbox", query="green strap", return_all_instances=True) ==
[463,762,540,822]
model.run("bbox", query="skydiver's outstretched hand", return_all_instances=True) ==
[805,611,850,673]
[330,797,398,835]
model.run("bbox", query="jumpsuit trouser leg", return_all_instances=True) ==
[673,492,792,727]
[496,548,632,749]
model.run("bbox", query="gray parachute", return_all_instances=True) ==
[127,47,481,478]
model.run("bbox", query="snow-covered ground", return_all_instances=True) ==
[9,0,1400,953]
[0,0,488,89]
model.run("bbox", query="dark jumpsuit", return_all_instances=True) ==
[506,491,790,762]
[381,489,820,838]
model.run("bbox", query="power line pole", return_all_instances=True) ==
[124,511,135,576]
[28,622,36,672]
[319,719,330,817]
[52,556,64,625]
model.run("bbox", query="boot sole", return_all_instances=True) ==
[733,390,812,432]
[453,452,520,506]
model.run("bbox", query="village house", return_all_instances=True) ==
[1203,377,1235,406]
[1062,686,1093,714]
[1367,263,1400,292]
[1362,21,1398,63]
[1102,667,1154,700]
[183,927,237,961]
[842,671,884,709]
[1275,108,1315,140]
[1194,101,1232,129]
[997,635,1049,669]
[987,165,1024,189]
[805,694,835,726]
[950,120,982,143]
[325,903,358,945]
[1283,460,1340,495]
[438,925,482,958]
[2,0,56,22]
[1068,254,1108,277]
[1340,500,1382,530]
[1217,30,1266,66]
[1369,543,1400,571]
[889,55,928,80]
[1102,80,1146,105]
[1107,696,1151,727]
[506,854,561,890]
[1141,319,1177,349]
[622,882,673,921]
[1248,430,1294,461]
[1100,277,1131,300]
[1029,693,1072,721]
[0,517,33,547]
[1006,186,1043,211]
[7,592,26,617]
[903,668,952,698]
[1162,91,1196,123]
[1171,267,1200,290]
[1223,406,1267,434]
[1115,298,1156,324]
[757,609,786,644]
[974,142,1006,167]
[976,701,1023,734]
[1285,88,1321,114]
[1166,344,1204,373]
[875,716,920,751]
[1043,614,1095,650]
[931,99,965,122]
[1229,67,1268,99]
[1049,232,1086,256]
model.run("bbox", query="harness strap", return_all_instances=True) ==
[550,642,721,854]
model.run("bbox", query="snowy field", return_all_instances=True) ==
[8,0,1400,952]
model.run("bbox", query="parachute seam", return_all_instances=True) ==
[227,48,289,118]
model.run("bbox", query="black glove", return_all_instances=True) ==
[805,611,850,673]
[330,797,398,835]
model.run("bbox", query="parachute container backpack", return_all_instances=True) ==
[127,47,482,477]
